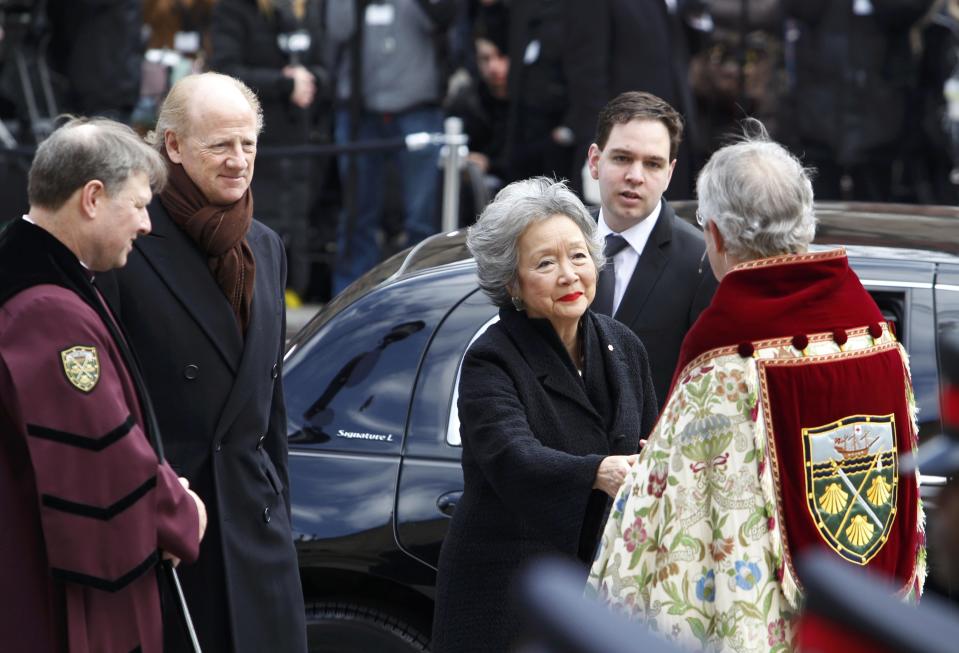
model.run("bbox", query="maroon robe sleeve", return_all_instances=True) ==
[0,285,199,590]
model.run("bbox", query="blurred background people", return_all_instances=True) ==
[432,178,658,653]
[45,0,143,123]
[688,0,787,159]
[137,0,218,131]
[785,0,936,201]
[505,0,579,187]
[144,0,217,53]
[446,2,512,220]
[326,0,460,293]
[590,125,923,650]
[210,0,329,295]
[909,0,959,205]
[567,0,700,199]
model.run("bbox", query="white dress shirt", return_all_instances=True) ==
[597,201,662,316]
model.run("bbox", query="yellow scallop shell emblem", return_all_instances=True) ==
[866,476,892,506]
[846,515,875,548]
[818,483,848,515]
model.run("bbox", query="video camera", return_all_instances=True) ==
[0,0,56,145]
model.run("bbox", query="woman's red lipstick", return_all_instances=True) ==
[558,291,583,302]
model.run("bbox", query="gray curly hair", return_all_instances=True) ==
[467,177,604,308]
[696,120,816,260]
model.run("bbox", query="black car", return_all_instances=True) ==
[282,202,959,652]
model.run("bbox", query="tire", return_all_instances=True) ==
[306,601,431,653]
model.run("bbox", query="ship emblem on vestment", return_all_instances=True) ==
[802,414,898,565]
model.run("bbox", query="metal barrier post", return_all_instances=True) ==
[439,117,468,233]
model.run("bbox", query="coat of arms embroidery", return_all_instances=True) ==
[802,414,898,565]
[60,345,100,393]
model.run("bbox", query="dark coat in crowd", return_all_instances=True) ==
[568,0,699,197]
[596,200,717,409]
[432,307,658,653]
[786,0,934,198]
[46,0,143,121]
[101,202,306,653]
[505,0,578,183]
[446,79,511,180]
[210,0,328,148]
[209,0,329,290]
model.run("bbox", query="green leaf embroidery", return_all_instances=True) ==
[687,616,708,646]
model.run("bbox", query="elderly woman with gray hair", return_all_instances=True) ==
[588,126,923,652]
[432,177,658,652]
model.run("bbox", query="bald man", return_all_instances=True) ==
[100,73,306,653]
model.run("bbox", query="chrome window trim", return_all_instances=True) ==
[859,279,932,290]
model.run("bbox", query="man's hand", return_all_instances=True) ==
[284,65,317,109]
[178,476,208,544]
[592,454,639,498]
[467,152,490,173]
[164,477,208,566]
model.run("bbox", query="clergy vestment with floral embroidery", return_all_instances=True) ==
[587,249,924,653]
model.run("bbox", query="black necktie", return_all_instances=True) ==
[594,234,629,316]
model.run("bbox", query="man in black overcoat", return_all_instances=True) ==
[588,92,716,408]
[100,73,306,653]
[565,0,699,198]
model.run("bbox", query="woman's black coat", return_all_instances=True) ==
[432,307,658,653]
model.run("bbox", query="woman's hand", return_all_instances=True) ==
[593,454,639,498]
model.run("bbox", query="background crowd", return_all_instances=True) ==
[2,0,959,299]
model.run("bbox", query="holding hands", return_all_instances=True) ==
[593,454,639,498]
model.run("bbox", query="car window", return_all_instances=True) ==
[283,278,438,452]
[853,259,939,438]
[404,288,497,458]
[446,315,500,447]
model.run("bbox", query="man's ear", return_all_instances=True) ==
[79,179,106,219]
[587,144,601,181]
[165,130,183,164]
[707,219,725,254]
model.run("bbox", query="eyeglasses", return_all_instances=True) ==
[695,209,707,228]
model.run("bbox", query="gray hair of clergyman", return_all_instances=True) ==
[467,177,604,308]
[28,116,167,211]
[695,120,817,261]
[146,72,264,152]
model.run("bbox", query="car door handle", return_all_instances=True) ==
[436,491,463,517]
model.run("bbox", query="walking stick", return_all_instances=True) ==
[163,560,203,653]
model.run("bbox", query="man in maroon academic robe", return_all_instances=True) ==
[0,117,206,653]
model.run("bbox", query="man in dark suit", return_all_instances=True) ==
[566,0,698,198]
[588,92,716,409]
[101,73,306,652]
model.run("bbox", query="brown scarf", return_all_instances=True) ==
[159,152,256,334]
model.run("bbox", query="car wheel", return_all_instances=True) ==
[306,601,431,653]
